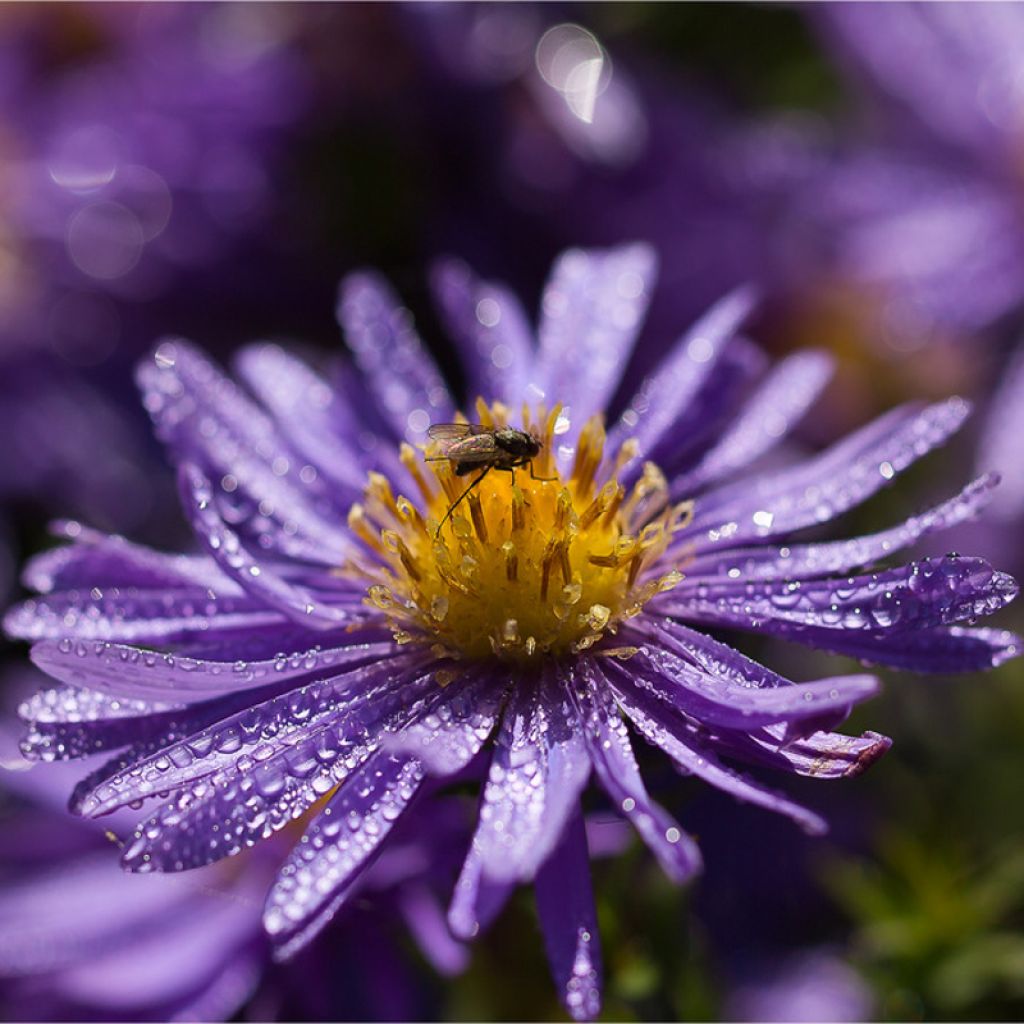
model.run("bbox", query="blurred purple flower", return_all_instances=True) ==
[726,949,874,1023]
[806,3,1024,342]
[6,244,1018,1020]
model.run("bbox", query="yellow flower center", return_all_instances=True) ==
[345,400,691,668]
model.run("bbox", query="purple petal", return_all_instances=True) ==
[336,272,453,445]
[472,668,591,884]
[383,668,507,776]
[22,523,238,595]
[977,346,1024,519]
[178,462,354,629]
[660,556,1016,637]
[5,587,287,644]
[532,244,657,430]
[685,474,1000,581]
[728,726,893,780]
[77,651,429,819]
[234,343,370,494]
[447,834,515,941]
[608,285,757,461]
[610,680,827,835]
[263,752,425,956]
[569,659,701,883]
[30,637,396,703]
[621,630,879,731]
[670,350,834,493]
[431,259,535,406]
[767,624,1022,673]
[397,882,469,976]
[137,341,350,558]
[681,398,970,544]
[534,810,603,1022]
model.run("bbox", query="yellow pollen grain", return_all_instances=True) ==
[347,399,688,664]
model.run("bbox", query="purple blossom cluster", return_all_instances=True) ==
[6,244,1018,1019]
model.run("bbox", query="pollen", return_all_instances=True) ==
[346,402,691,665]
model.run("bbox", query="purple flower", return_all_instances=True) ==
[805,3,1024,340]
[6,244,1018,1020]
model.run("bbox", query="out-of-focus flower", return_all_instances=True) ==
[726,949,874,1023]
[6,244,1018,1020]
[805,3,1024,344]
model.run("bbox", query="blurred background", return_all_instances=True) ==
[1,3,1023,1021]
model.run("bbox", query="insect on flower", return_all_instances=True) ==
[425,422,554,535]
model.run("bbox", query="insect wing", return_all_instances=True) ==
[444,432,500,463]
[427,423,475,440]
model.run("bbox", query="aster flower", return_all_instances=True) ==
[6,244,1018,1020]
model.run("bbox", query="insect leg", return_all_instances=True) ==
[529,461,557,483]
[435,467,491,539]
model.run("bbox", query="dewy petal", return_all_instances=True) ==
[680,398,971,544]
[609,677,827,835]
[447,833,516,942]
[336,272,453,445]
[77,652,429,819]
[622,638,879,732]
[178,462,353,629]
[22,523,240,595]
[234,343,371,495]
[685,474,1000,581]
[531,244,657,429]
[431,259,535,407]
[534,810,603,1023]
[472,667,591,884]
[263,752,425,956]
[137,341,350,559]
[29,637,396,702]
[670,349,834,494]
[608,285,757,461]
[4,588,287,644]
[569,660,701,883]
[769,624,1023,674]
[660,556,1017,639]
[383,668,507,776]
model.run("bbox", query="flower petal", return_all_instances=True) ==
[137,341,350,559]
[670,350,834,493]
[263,752,425,956]
[5,588,287,644]
[611,680,827,834]
[178,462,354,629]
[532,244,657,430]
[431,259,535,407]
[723,726,893,779]
[234,343,371,494]
[680,398,970,543]
[609,285,757,462]
[336,272,453,445]
[534,810,603,1022]
[569,659,701,883]
[22,523,238,595]
[29,637,395,702]
[472,668,591,884]
[447,834,516,941]
[383,668,507,776]
[660,556,1017,639]
[685,474,1000,581]
[76,652,428,819]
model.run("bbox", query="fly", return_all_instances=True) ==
[425,423,555,536]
